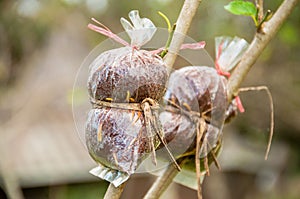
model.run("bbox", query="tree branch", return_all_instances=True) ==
[143,163,182,199]
[145,0,299,198]
[103,183,125,199]
[101,3,201,198]
[143,0,202,198]
[227,0,299,100]
[164,0,202,68]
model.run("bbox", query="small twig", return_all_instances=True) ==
[238,86,274,160]
[164,0,202,69]
[195,120,205,199]
[256,0,264,22]
[104,183,125,199]
[227,0,299,100]
[143,158,185,199]
[150,112,182,171]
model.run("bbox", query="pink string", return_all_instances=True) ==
[215,41,230,77]
[234,96,245,113]
[88,23,130,47]
[180,41,206,50]
[150,41,206,55]
[150,47,164,55]
[215,60,231,77]
[89,18,206,54]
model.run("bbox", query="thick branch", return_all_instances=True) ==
[145,0,298,198]
[103,183,125,199]
[227,0,299,100]
[144,0,202,198]
[164,0,202,68]
[143,163,181,199]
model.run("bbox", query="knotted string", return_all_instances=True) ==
[91,98,181,171]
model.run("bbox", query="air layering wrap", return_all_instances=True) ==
[161,66,228,159]
[87,47,168,103]
[85,10,169,187]
[160,66,238,190]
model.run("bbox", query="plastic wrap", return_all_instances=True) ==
[87,47,168,103]
[173,137,222,190]
[215,36,249,73]
[120,10,156,47]
[89,164,129,187]
[164,66,228,129]
[215,36,249,113]
[85,10,169,186]
[158,111,196,159]
[158,66,227,190]
[85,108,155,174]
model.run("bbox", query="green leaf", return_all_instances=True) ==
[224,1,257,17]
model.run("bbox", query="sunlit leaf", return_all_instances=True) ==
[224,1,257,17]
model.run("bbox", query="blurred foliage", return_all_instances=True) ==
[22,181,108,199]
[279,22,299,47]
[0,1,49,89]
[1,0,299,85]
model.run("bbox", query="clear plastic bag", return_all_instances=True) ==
[162,66,228,158]
[86,108,151,173]
[215,36,249,74]
[120,10,156,47]
[87,47,168,103]
[215,36,249,112]
[86,10,169,186]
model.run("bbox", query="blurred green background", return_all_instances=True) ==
[0,0,299,199]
